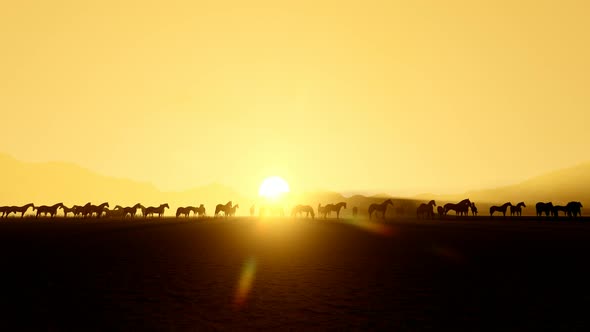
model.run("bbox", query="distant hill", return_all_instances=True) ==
[1,152,588,217]
[464,162,590,205]
[0,153,248,214]
[413,162,590,215]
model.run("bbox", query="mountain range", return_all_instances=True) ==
[1,152,588,216]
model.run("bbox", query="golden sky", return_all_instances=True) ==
[1,0,589,196]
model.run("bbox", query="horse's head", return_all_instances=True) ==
[430,200,436,206]
[385,199,393,206]
[519,202,526,207]
[163,203,170,209]
[235,204,239,209]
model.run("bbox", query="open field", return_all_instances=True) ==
[0,217,589,330]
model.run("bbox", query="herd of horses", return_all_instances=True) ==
[414,199,583,219]
[0,199,584,220]
[0,202,172,219]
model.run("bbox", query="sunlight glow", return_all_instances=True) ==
[258,176,290,201]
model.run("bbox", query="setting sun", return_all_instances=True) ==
[258,176,290,200]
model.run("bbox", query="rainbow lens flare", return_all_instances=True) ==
[233,257,257,309]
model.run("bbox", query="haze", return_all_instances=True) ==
[1,0,589,196]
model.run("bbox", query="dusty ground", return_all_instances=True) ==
[0,216,589,330]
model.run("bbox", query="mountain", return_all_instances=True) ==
[1,152,588,217]
[464,162,590,205]
[0,153,248,212]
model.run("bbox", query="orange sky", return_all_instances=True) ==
[1,0,589,197]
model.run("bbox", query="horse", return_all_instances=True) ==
[194,204,206,217]
[443,199,471,216]
[35,203,64,218]
[368,199,393,220]
[61,205,78,218]
[91,202,110,218]
[122,203,143,218]
[566,201,583,218]
[6,203,35,218]
[72,205,85,217]
[317,204,329,219]
[470,203,478,216]
[0,206,11,218]
[490,202,512,218]
[437,206,445,218]
[145,204,169,218]
[417,200,436,219]
[325,202,347,219]
[82,202,109,218]
[176,206,193,218]
[552,205,568,217]
[510,202,526,217]
[104,206,125,218]
[228,204,240,217]
[215,201,233,217]
[535,202,553,217]
[292,205,315,219]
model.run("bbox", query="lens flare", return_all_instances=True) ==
[233,257,257,309]
[347,219,396,237]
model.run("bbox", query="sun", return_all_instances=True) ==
[259,176,290,201]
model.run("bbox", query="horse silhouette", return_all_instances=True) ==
[61,205,78,218]
[317,204,329,219]
[536,202,553,217]
[510,202,526,217]
[292,205,315,219]
[215,201,232,217]
[324,202,347,219]
[6,203,35,218]
[195,204,206,217]
[176,206,194,218]
[35,203,64,218]
[566,201,583,218]
[417,200,436,219]
[0,206,10,218]
[145,204,169,218]
[82,202,109,218]
[552,205,568,217]
[104,206,125,218]
[369,199,393,220]
[229,204,239,217]
[72,205,85,217]
[490,202,512,218]
[121,203,143,218]
[470,203,478,216]
[437,206,445,218]
[443,199,471,216]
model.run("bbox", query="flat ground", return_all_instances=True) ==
[0,216,589,330]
